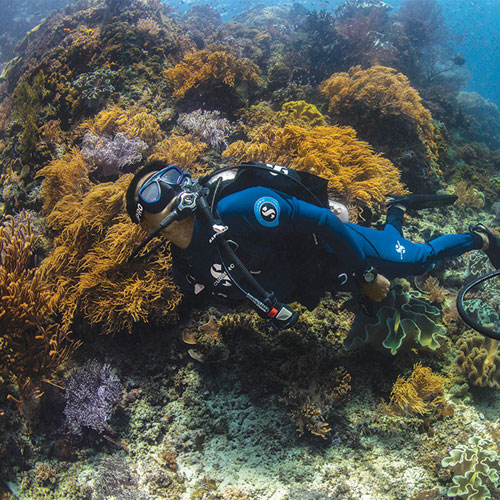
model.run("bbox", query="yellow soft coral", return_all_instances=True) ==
[164,49,261,99]
[147,134,209,177]
[386,362,447,416]
[0,213,78,405]
[36,147,93,215]
[79,104,162,145]
[223,123,407,206]
[38,152,182,335]
[275,100,327,129]
[320,65,433,135]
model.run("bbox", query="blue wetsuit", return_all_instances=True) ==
[171,186,482,309]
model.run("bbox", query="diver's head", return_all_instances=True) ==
[126,162,195,247]
[126,162,187,224]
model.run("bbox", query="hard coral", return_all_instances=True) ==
[164,48,261,102]
[223,123,407,207]
[319,65,433,137]
[0,212,78,405]
[456,333,500,388]
[386,362,447,417]
[37,151,182,334]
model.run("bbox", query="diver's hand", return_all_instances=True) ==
[362,274,391,302]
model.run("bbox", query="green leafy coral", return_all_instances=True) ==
[442,436,500,500]
[345,284,447,355]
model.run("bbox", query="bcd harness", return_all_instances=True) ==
[129,162,331,330]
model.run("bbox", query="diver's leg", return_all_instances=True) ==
[384,206,405,236]
[344,224,483,278]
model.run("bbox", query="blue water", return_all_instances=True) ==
[2,0,499,108]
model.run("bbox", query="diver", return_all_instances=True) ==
[125,162,500,330]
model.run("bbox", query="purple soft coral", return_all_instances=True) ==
[81,132,148,177]
[64,359,122,435]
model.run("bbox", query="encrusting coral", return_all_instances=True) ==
[319,65,433,136]
[0,212,79,405]
[442,436,500,500]
[455,332,500,388]
[164,48,262,100]
[386,362,448,417]
[223,123,407,207]
[36,151,183,335]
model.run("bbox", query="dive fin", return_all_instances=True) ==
[386,194,458,211]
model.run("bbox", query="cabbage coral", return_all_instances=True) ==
[223,123,407,206]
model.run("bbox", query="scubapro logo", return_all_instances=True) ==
[210,263,234,287]
[395,240,406,260]
[254,197,280,227]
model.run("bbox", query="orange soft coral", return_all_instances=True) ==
[164,49,261,100]
[386,362,447,417]
[79,104,163,146]
[38,151,183,335]
[147,134,209,177]
[0,213,78,405]
[320,65,433,136]
[223,123,407,206]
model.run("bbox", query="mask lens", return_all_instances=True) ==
[160,166,183,185]
[139,181,161,203]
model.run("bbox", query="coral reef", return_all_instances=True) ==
[0,0,499,497]
[320,65,433,137]
[345,284,447,355]
[386,362,448,417]
[164,48,261,107]
[223,123,407,207]
[81,132,148,178]
[81,104,163,146]
[0,212,78,405]
[283,367,351,439]
[70,68,119,110]
[147,134,209,176]
[274,100,327,129]
[455,333,500,388]
[178,109,234,150]
[37,153,182,334]
[442,436,500,500]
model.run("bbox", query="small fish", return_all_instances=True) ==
[63,28,71,32]
[452,55,466,66]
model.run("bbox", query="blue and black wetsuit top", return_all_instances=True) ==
[171,186,366,309]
